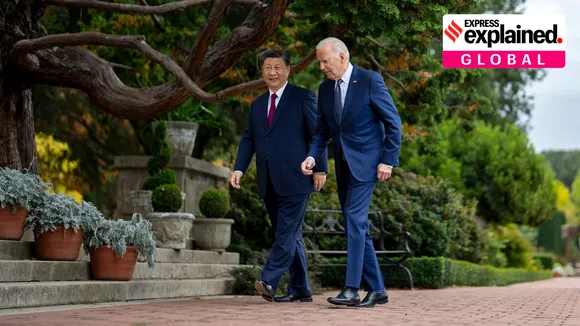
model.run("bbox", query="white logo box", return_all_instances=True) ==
[442,14,566,51]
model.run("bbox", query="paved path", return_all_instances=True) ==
[1,278,579,325]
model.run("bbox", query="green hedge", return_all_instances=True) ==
[533,252,556,270]
[320,257,553,289]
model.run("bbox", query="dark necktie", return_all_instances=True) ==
[334,79,343,125]
[268,93,277,128]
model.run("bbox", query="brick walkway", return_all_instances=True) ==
[1,278,579,326]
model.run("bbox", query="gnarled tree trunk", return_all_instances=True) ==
[0,88,38,172]
[0,0,42,172]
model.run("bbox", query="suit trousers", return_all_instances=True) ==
[336,157,385,291]
[262,167,312,296]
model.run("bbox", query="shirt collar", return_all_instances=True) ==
[269,81,288,98]
[337,63,353,85]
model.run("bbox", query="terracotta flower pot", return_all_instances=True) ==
[34,225,83,261]
[0,205,28,240]
[89,246,138,281]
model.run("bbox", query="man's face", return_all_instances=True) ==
[316,46,346,80]
[262,57,290,91]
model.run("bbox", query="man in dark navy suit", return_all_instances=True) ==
[301,37,402,308]
[231,49,328,303]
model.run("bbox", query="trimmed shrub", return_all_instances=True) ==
[147,121,172,175]
[199,189,230,218]
[533,252,556,270]
[308,166,487,263]
[143,121,182,212]
[152,184,182,213]
[490,223,535,269]
[319,256,553,289]
[141,168,176,191]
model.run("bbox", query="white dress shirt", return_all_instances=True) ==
[336,63,353,108]
[268,81,288,117]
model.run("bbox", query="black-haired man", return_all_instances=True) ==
[232,49,328,302]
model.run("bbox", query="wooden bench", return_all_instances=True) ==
[302,209,414,290]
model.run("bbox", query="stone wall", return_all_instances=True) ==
[113,155,230,220]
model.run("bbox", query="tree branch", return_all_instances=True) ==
[139,0,165,32]
[195,27,347,97]
[214,48,319,97]
[15,45,184,120]
[367,53,407,92]
[366,36,390,52]
[12,8,342,121]
[110,62,135,70]
[195,0,291,85]
[185,0,232,76]
[12,32,221,102]
[44,0,264,15]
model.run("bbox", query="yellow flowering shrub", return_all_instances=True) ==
[554,179,579,225]
[35,133,85,202]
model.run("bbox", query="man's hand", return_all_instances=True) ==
[313,173,326,191]
[301,157,315,175]
[231,171,243,189]
[377,164,392,181]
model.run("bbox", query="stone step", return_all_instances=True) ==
[0,278,234,309]
[0,240,239,264]
[0,260,238,282]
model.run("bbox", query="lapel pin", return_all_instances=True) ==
[353,80,357,84]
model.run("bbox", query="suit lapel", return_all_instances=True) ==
[258,93,268,134]
[267,83,293,134]
[341,66,359,124]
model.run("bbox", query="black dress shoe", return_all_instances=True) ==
[274,293,313,303]
[327,287,360,306]
[359,290,388,308]
[255,281,275,302]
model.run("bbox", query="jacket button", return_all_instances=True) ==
[266,136,270,140]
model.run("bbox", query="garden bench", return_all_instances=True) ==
[302,209,414,290]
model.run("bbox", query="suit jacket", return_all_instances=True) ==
[308,65,402,182]
[234,82,329,199]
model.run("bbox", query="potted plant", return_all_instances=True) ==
[139,121,193,249]
[26,192,104,261]
[83,213,156,281]
[0,167,52,240]
[156,98,208,157]
[132,120,176,216]
[193,189,234,251]
[146,184,194,249]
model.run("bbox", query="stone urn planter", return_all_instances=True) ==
[193,218,234,251]
[154,121,199,157]
[145,212,195,249]
[131,190,153,217]
[193,188,233,251]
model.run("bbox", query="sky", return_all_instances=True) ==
[523,0,580,152]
